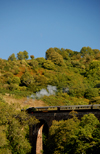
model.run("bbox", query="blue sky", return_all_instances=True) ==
[0,0,100,60]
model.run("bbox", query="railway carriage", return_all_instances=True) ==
[25,104,100,114]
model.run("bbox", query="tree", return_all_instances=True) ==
[0,101,38,154]
[23,50,29,59]
[17,51,29,60]
[46,48,65,66]
[17,51,24,60]
[8,53,16,61]
[46,112,79,154]
[20,71,35,87]
[29,59,39,69]
[43,60,55,70]
[36,57,46,67]
[12,76,20,85]
[76,114,100,154]
[45,113,100,154]
[84,88,99,99]
[65,49,74,57]
[80,46,94,57]
[30,55,34,59]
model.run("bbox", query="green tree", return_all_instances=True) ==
[46,48,65,66]
[0,101,38,154]
[84,88,99,99]
[0,125,11,154]
[80,46,94,57]
[43,60,55,70]
[46,113,100,154]
[46,112,79,154]
[12,76,20,85]
[36,57,46,67]
[65,49,74,57]
[17,51,24,60]
[21,71,35,87]
[95,52,100,60]
[23,50,29,59]
[8,53,16,61]
[76,114,100,154]
[17,51,29,60]
[89,97,100,104]
[54,47,69,60]
[29,59,39,69]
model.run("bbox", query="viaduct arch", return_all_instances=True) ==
[29,109,100,154]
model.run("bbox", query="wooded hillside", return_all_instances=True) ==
[0,46,100,106]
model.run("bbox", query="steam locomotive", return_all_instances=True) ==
[26,104,100,113]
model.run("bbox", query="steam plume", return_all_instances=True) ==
[30,85,57,99]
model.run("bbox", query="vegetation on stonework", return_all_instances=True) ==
[0,47,100,104]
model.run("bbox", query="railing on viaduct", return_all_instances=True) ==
[27,105,100,154]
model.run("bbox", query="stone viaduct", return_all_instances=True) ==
[29,109,100,154]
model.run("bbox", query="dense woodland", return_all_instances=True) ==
[0,46,100,153]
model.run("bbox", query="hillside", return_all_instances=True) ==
[0,46,100,107]
[1,94,46,108]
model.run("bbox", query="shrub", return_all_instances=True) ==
[36,57,46,67]
[89,97,100,104]
[9,83,19,91]
[84,88,99,99]
[20,72,35,87]
[29,60,38,69]
[46,48,65,66]
[3,72,13,78]
[43,60,55,70]
[12,77,20,85]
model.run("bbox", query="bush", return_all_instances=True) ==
[43,60,55,70]
[71,60,81,68]
[36,57,46,67]
[3,72,13,78]
[9,83,19,91]
[46,48,65,66]
[29,59,39,69]
[84,88,99,99]
[20,71,35,87]
[12,77,20,85]
[89,97,100,104]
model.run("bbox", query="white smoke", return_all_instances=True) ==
[47,85,57,95]
[30,85,57,99]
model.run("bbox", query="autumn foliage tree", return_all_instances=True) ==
[30,55,34,59]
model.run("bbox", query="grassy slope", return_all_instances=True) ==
[1,94,46,109]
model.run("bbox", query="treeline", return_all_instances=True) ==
[0,46,100,105]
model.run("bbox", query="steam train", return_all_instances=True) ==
[26,104,100,113]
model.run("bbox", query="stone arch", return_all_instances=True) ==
[31,119,49,154]
[42,120,49,153]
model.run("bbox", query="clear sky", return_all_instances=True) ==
[0,0,100,60]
